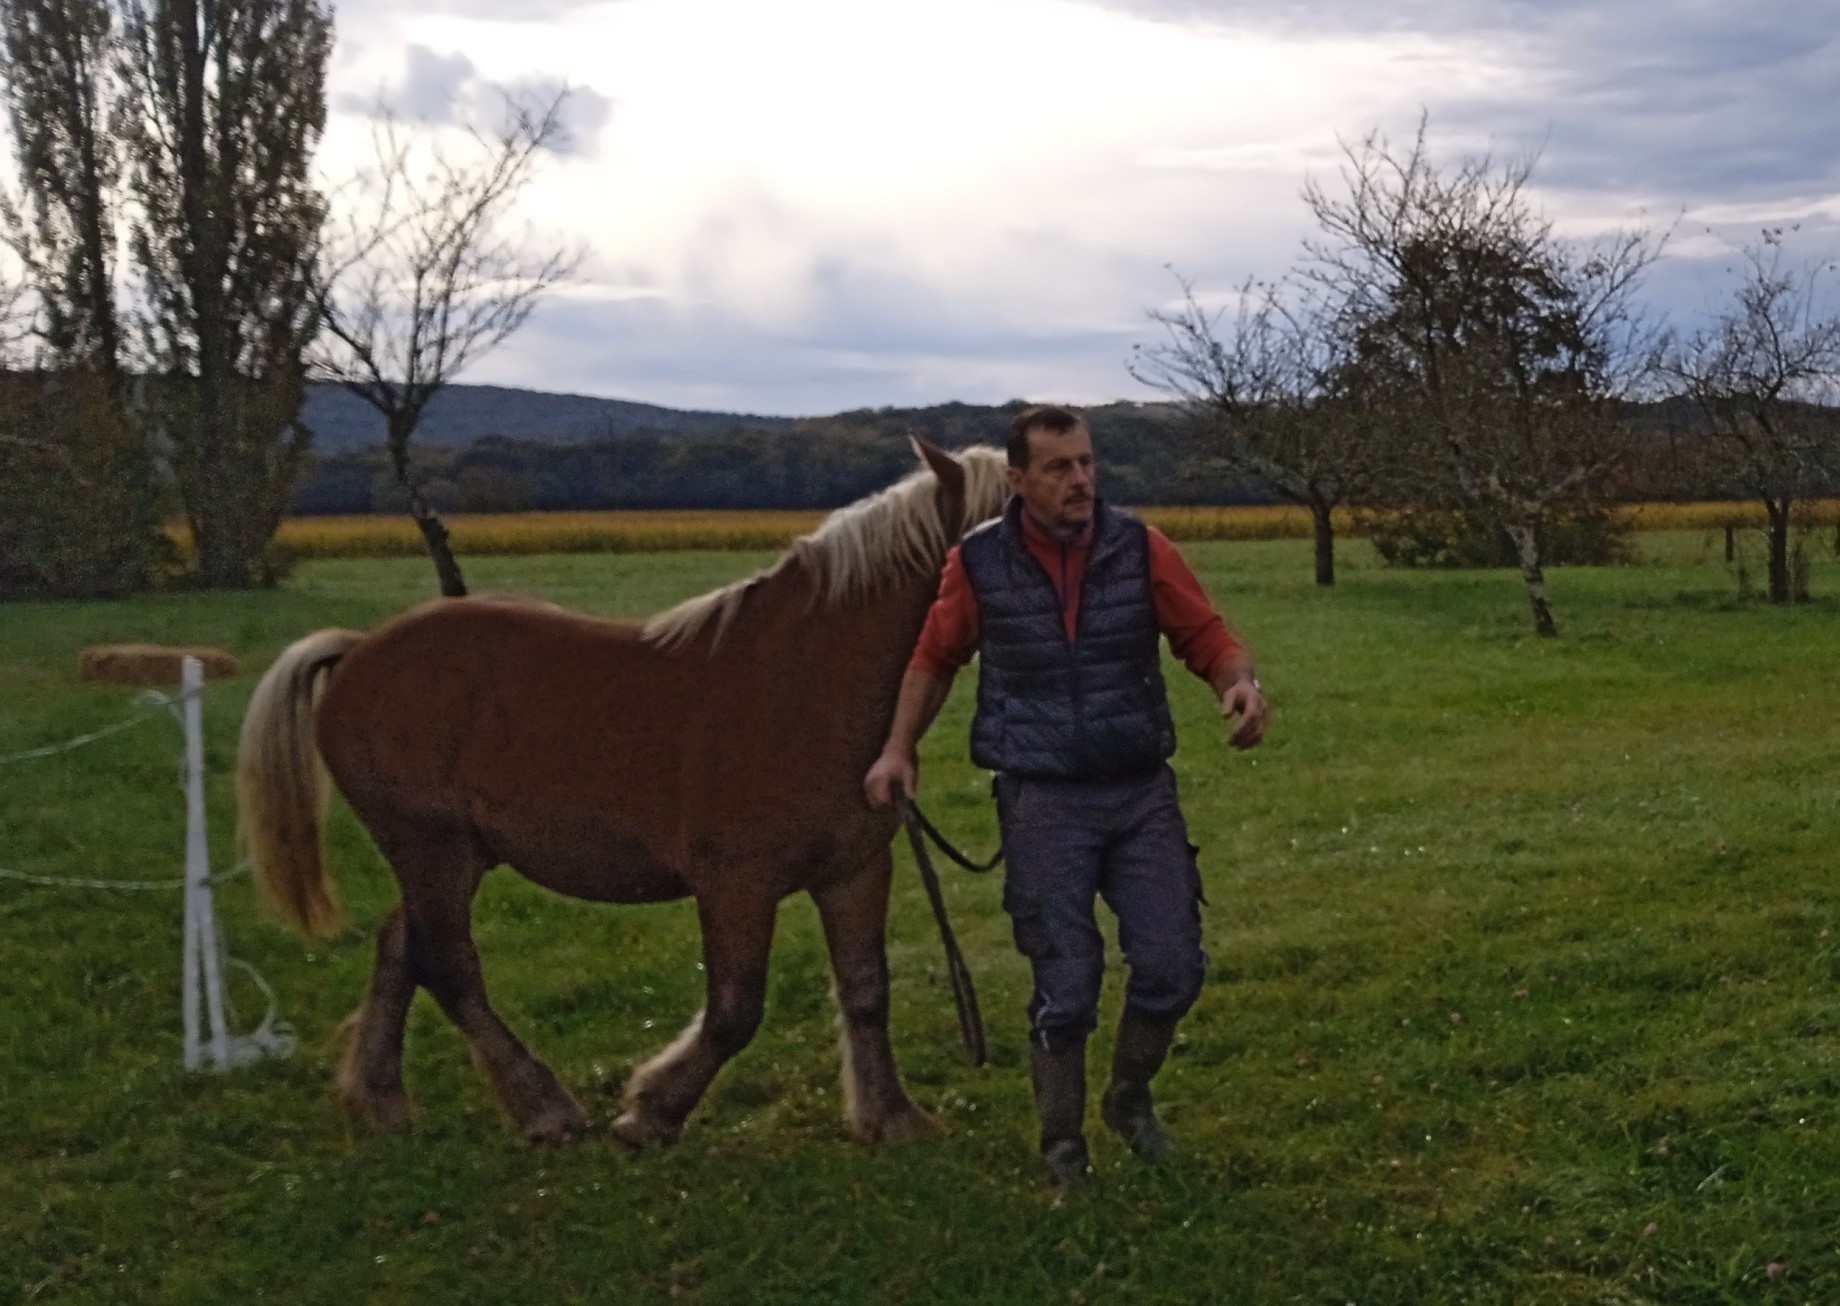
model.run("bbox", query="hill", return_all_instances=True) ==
[290,386,1753,515]
[289,396,1212,514]
[301,382,796,451]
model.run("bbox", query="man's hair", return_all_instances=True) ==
[1007,404,1086,468]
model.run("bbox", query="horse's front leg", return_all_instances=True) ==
[813,846,934,1144]
[613,886,778,1149]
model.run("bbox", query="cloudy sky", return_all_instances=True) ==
[329,0,1840,416]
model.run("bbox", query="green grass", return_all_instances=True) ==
[3,531,1839,1304]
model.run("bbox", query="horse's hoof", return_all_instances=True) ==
[610,1108,681,1150]
[522,1097,589,1146]
[341,1085,413,1134]
[862,1103,936,1145]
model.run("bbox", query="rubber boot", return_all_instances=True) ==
[1100,1008,1178,1159]
[1028,1041,1091,1186]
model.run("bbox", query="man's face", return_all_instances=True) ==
[1009,423,1097,533]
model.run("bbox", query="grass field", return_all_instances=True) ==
[3,529,1839,1304]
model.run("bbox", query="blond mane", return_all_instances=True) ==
[643,445,1009,652]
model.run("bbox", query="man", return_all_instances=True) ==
[864,404,1267,1185]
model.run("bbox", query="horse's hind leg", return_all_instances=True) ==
[337,904,414,1132]
[813,848,934,1144]
[370,819,587,1144]
[613,889,778,1149]
[416,903,587,1143]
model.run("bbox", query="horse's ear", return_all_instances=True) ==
[912,432,965,501]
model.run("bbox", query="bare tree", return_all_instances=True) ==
[1132,273,1375,586]
[1301,118,1664,635]
[1663,231,1840,603]
[312,91,580,597]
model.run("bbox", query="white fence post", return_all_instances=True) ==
[183,653,293,1073]
[182,656,234,1070]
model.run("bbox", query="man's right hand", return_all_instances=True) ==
[863,751,918,811]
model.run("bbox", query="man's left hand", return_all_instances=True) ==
[1220,677,1267,750]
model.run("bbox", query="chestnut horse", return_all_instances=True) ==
[236,439,1008,1147]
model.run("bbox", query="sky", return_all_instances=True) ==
[329,0,1840,416]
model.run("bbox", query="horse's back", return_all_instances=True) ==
[315,599,690,864]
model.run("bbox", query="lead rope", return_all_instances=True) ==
[893,791,1000,1066]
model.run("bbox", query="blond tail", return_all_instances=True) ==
[236,629,364,938]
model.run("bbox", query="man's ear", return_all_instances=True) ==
[912,432,965,501]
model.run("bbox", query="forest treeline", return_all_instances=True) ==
[290,396,1721,515]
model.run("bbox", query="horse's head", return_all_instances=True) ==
[911,436,1010,541]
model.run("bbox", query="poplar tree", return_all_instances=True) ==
[0,0,161,596]
[117,0,332,587]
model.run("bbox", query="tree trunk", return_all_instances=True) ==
[1311,498,1336,587]
[410,491,467,598]
[175,0,250,589]
[1505,521,1558,637]
[388,416,466,597]
[1765,497,1791,604]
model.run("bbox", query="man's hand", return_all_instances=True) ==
[864,750,918,810]
[1220,677,1268,750]
[865,667,953,810]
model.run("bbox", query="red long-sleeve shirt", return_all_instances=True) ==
[909,509,1245,681]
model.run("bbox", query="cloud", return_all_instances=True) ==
[353,0,616,19]
[1079,0,1840,321]
[334,42,478,121]
[499,78,615,158]
[1076,0,1495,33]
[321,0,1840,412]
[465,253,1167,416]
[336,46,614,157]
[398,44,478,122]
[1466,14,1840,206]
[1076,0,1840,208]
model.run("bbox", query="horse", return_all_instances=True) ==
[235,438,1010,1148]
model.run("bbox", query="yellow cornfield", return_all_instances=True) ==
[264,505,1351,558]
[1139,504,1359,541]
[1617,500,1840,532]
[264,510,829,559]
[181,499,1839,561]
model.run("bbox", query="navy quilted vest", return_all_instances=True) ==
[960,498,1176,780]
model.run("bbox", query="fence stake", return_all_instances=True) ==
[182,655,231,1070]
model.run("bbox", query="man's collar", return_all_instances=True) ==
[1016,500,1096,549]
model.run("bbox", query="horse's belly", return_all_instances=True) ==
[516,861,692,905]
[491,826,692,905]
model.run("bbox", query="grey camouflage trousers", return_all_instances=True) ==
[994,764,1208,1053]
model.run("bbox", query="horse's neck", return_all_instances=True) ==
[721,555,939,694]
